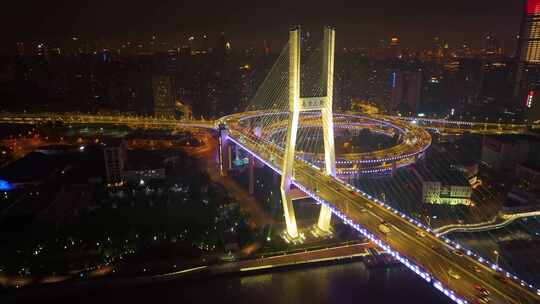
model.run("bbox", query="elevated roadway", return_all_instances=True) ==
[435,210,540,236]
[396,116,540,136]
[0,112,215,130]
[2,111,540,302]
[231,111,432,174]
[1,112,538,136]
[0,111,432,174]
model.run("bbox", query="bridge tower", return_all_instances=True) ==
[280,26,336,238]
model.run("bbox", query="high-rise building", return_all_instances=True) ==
[514,0,540,120]
[454,59,483,105]
[152,75,176,117]
[391,70,422,113]
[520,0,540,63]
[103,139,127,186]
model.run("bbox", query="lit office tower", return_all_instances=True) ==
[515,0,540,120]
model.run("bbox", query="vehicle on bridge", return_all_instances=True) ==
[378,221,391,234]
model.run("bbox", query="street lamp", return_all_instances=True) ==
[425,215,431,228]
[494,250,500,266]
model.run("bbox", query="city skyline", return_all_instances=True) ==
[0,0,525,53]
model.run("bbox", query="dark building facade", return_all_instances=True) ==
[391,70,422,113]
[152,75,176,117]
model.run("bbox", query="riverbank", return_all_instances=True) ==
[2,241,403,303]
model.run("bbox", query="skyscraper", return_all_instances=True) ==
[514,0,540,120]
[391,70,422,113]
[103,139,127,186]
[521,0,540,64]
[152,75,176,117]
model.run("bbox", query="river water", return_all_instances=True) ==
[33,262,452,304]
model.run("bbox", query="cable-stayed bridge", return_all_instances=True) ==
[217,27,540,304]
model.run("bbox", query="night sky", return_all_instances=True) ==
[2,0,525,50]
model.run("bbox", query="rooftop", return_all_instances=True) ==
[414,148,470,187]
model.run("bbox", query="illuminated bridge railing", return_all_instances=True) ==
[226,128,540,304]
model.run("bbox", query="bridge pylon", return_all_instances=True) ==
[280,26,337,239]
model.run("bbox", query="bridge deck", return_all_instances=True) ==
[227,125,540,304]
